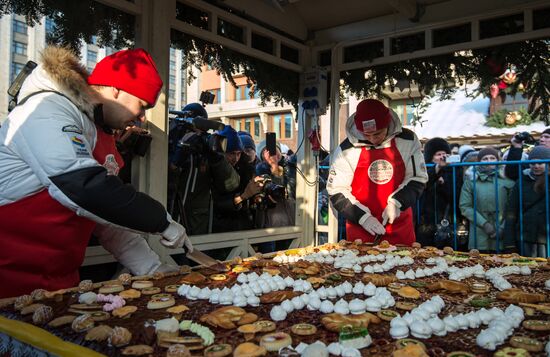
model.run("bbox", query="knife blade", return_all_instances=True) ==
[185,249,219,267]
[373,233,383,245]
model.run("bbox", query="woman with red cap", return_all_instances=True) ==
[327,99,428,246]
[0,46,191,298]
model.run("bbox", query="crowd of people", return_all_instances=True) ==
[416,130,550,258]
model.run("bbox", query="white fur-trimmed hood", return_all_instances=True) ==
[18,46,97,119]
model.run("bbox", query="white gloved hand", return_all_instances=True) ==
[382,201,401,225]
[161,215,193,252]
[361,216,386,236]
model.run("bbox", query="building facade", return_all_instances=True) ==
[186,66,299,152]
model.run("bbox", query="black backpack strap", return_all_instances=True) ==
[16,90,73,107]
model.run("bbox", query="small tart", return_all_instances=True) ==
[162,336,203,345]
[72,314,95,332]
[509,336,544,352]
[377,309,399,321]
[131,280,154,289]
[522,320,550,331]
[112,305,138,318]
[85,325,113,342]
[387,282,407,292]
[238,324,262,341]
[394,338,426,350]
[340,268,355,277]
[204,344,233,357]
[494,347,531,357]
[234,343,267,357]
[253,320,276,332]
[259,333,292,352]
[20,303,45,315]
[470,282,490,293]
[147,295,175,310]
[395,301,417,311]
[290,323,317,336]
[48,315,77,327]
[98,283,124,294]
[89,311,111,321]
[117,273,132,285]
[119,289,141,299]
[121,345,154,356]
[167,305,190,314]
[109,326,132,347]
[397,286,421,299]
[141,286,161,295]
[210,274,227,281]
[69,303,102,310]
[446,352,475,357]
[165,284,181,293]
[262,268,280,276]
[238,312,259,325]
[232,265,250,273]
[166,344,192,357]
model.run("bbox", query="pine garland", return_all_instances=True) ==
[2,1,547,122]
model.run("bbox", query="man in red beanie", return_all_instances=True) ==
[0,46,191,298]
[327,99,428,246]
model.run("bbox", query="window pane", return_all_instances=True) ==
[12,41,27,56]
[286,114,292,138]
[13,20,27,34]
[254,117,260,138]
[245,119,251,133]
[235,86,241,101]
[274,115,281,138]
[11,62,24,82]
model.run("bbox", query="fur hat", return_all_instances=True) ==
[88,48,163,107]
[354,99,392,133]
[529,146,550,160]
[478,147,500,161]
[423,137,451,162]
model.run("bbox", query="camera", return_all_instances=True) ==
[514,131,536,144]
[123,130,152,157]
[258,174,286,203]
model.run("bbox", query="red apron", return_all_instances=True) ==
[0,127,123,298]
[346,139,415,246]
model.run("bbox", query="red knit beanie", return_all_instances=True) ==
[88,48,163,107]
[354,99,392,133]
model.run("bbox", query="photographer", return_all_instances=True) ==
[167,103,240,236]
[504,130,541,180]
[211,126,263,233]
[254,139,296,252]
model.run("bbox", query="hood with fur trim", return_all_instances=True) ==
[18,46,97,119]
[344,106,402,147]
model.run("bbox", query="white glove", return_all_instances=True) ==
[382,201,401,225]
[361,216,386,236]
[161,216,193,252]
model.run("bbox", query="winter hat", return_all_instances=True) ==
[238,131,256,150]
[423,137,451,162]
[217,125,243,152]
[529,146,550,160]
[88,48,163,107]
[458,145,475,162]
[354,99,392,133]
[478,147,500,161]
[463,151,479,163]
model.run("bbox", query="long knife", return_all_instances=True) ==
[186,249,219,267]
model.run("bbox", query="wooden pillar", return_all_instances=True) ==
[133,0,176,264]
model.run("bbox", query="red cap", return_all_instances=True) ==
[88,48,163,107]
[354,99,392,133]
